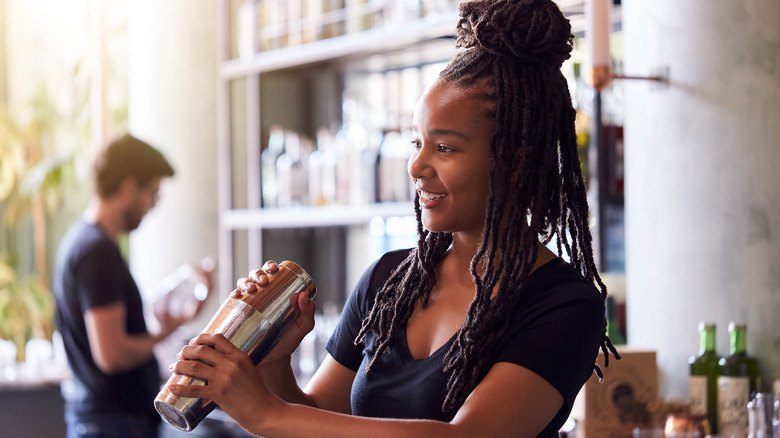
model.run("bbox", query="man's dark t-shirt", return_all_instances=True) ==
[326,248,604,437]
[53,218,160,421]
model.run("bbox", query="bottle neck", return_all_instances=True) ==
[729,325,747,355]
[606,297,617,321]
[699,325,716,354]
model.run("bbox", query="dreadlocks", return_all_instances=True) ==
[355,0,620,414]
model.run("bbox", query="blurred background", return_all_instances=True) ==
[0,0,778,436]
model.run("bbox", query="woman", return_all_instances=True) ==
[168,0,619,436]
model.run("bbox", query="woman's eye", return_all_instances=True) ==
[411,139,422,148]
[438,144,454,153]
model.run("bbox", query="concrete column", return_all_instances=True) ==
[126,0,219,306]
[623,0,780,399]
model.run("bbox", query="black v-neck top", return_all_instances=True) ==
[326,248,605,437]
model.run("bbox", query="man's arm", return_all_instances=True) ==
[84,302,180,374]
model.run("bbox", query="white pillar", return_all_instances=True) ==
[126,0,219,304]
[623,0,780,399]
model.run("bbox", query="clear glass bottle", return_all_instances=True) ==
[315,127,338,205]
[346,0,370,34]
[378,130,413,203]
[262,125,286,208]
[747,392,775,438]
[323,0,346,39]
[718,321,761,437]
[237,0,258,61]
[276,130,308,208]
[153,258,215,320]
[689,321,719,434]
[304,0,324,43]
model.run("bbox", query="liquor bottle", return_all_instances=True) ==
[237,0,258,61]
[346,0,370,34]
[315,127,338,205]
[153,258,215,320]
[689,321,720,434]
[323,0,345,39]
[286,0,303,47]
[276,131,308,208]
[304,0,324,43]
[308,133,325,207]
[378,131,413,203]
[262,125,286,208]
[266,0,289,50]
[718,321,761,437]
[363,130,383,204]
[605,296,625,345]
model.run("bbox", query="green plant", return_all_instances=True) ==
[0,260,54,362]
[0,66,90,362]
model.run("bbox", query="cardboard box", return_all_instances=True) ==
[570,348,658,438]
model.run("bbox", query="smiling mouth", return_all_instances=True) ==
[418,190,447,201]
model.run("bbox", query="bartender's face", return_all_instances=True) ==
[124,177,161,231]
[408,80,495,237]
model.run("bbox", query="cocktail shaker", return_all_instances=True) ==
[154,260,316,432]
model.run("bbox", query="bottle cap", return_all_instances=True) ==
[728,321,747,331]
[697,321,715,330]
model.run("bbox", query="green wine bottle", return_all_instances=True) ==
[717,321,760,437]
[689,322,719,433]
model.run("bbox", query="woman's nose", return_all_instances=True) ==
[408,144,433,181]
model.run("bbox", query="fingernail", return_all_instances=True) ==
[303,293,310,304]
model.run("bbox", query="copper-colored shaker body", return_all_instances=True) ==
[154,261,316,431]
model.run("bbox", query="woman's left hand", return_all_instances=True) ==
[167,333,282,434]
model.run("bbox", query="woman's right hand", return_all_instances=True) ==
[231,260,317,365]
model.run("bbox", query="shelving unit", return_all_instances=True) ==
[214,0,619,295]
[219,12,459,78]
[215,1,462,294]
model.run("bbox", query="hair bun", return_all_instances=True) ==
[455,0,573,68]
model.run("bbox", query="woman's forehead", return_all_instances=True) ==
[414,80,495,125]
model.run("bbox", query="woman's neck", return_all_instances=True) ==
[448,231,557,279]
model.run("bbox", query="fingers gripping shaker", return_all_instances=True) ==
[154,261,316,431]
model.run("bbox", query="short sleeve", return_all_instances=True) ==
[326,248,412,372]
[493,263,605,407]
[75,241,131,310]
[325,267,373,371]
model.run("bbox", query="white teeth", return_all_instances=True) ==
[419,190,446,201]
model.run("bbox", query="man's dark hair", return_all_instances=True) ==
[93,134,175,199]
[356,0,620,413]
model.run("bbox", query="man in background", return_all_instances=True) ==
[53,134,203,437]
